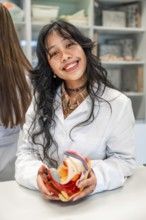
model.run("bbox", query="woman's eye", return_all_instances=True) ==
[50,51,58,58]
[66,42,75,48]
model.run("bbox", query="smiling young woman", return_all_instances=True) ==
[15,21,136,202]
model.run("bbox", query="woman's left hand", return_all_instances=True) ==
[72,169,97,201]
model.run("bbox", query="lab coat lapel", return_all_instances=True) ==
[54,87,65,125]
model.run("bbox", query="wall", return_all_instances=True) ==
[135,123,146,165]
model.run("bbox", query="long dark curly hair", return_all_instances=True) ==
[30,21,114,168]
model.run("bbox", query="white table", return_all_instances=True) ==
[0,166,146,220]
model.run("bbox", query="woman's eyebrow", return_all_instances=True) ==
[47,45,54,53]
[47,38,72,52]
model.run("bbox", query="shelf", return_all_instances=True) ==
[71,24,90,30]
[32,22,90,31]
[98,0,142,3]
[101,61,145,66]
[94,26,145,34]
[124,92,144,97]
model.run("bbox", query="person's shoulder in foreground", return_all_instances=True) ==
[0,3,32,181]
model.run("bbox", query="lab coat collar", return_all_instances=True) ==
[53,82,115,123]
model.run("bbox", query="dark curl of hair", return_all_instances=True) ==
[30,21,114,168]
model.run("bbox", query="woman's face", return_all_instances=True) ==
[46,31,87,88]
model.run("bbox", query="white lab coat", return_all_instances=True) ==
[15,85,136,194]
[0,125,19,181]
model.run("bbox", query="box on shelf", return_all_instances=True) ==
[102,10,126,27]
[119,2,141,27]
[94,0,102,25]
[106,67,143,93]
[59,10,88,26]
[106,38,134,58]
[32,4,59,22]
[121,67,143,93]
[99,44,122,57]
[107,68,121,89]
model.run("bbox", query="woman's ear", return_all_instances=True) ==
[49,67,56,78]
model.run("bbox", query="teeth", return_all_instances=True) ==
[65,62,77,70]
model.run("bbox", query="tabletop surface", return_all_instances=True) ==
[0,166,146,220]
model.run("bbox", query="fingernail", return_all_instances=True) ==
[78,183,82,188]
[48,191,53,196]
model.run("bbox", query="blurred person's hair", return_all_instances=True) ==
[0,3,32,127]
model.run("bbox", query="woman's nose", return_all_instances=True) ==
[61,51,72,62]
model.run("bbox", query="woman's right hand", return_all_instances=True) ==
[37,165,60,200]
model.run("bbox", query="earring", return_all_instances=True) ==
[53,74,57,78]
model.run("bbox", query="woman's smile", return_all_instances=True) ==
[62,60,79,73]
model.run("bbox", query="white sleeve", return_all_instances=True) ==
[91,98,136,194]
[15,99,43,190]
